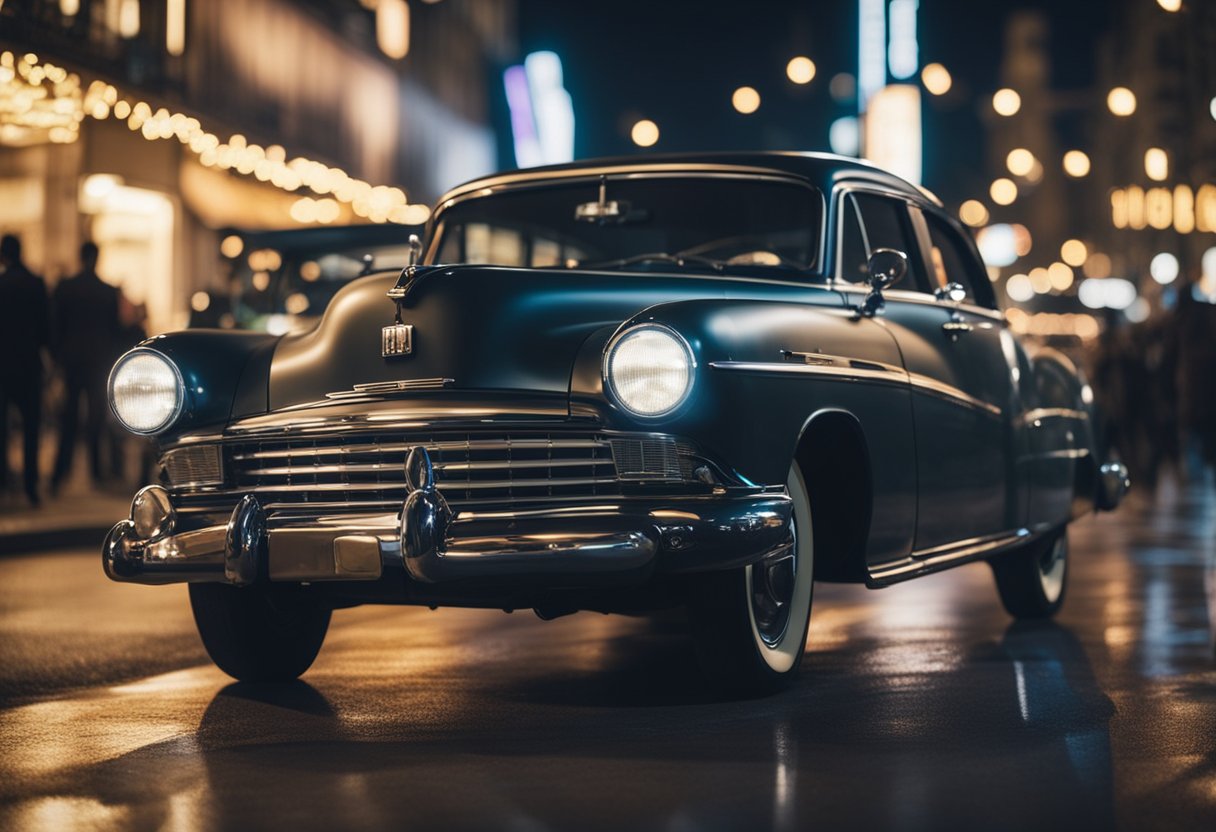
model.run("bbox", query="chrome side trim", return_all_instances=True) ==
[1021,407,1089,423]
[869,528,1032,585]
[710,357,1000,417]
[1019,448,1091,462]
[834,283,1007,323]
[906,373,1002,417]
[708,359,906,386]
[325,378,455,399]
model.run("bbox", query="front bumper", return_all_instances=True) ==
[103,466,793,588]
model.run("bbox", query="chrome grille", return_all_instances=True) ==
[162,445,223,487]
[200,432,622,512]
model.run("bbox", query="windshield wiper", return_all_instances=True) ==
[581,251,727,273]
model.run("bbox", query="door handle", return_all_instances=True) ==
[942,320,973,337]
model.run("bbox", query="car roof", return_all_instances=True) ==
[435,151,938,212]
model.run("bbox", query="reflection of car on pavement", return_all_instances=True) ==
[104,152,1131,696]
[193,224,419,334]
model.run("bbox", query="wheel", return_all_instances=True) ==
[189,583,331,682]
[990,531,1069,620]
[687,463,815,696]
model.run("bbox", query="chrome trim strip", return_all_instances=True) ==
[1021,407,1089,423]
[204,476,622,495]
[325,378,455,399]
[708,360,906,386]
[870,528,1032,583]
[709,357,1000,416]
[230,438,610,461]
[834,283,1007,323]
[1020,448,1091,461]
[905,373,1003,417]
[242,457,616,477]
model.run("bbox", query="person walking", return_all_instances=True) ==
[0,234,50,506]
[51,241,120,493]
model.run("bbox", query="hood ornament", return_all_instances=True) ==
[383,234,421,358]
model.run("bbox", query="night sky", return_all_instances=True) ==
[515,0,1107,206]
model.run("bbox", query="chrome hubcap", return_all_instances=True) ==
[751,526,797,646]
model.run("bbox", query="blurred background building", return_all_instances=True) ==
[0,0,513,332]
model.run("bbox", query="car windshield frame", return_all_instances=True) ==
[427,171,828,279]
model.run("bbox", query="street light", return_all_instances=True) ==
[1107,87,1136,116]
[1157,0,1182,11]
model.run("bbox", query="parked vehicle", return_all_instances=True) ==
[104,153,1129,694]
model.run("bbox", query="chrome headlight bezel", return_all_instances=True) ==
[108,348,186,436]
[602,323,696,418]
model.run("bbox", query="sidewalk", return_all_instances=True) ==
[0,441,134,555]
[0,486,129,555]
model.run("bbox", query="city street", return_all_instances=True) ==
[0,485,1212,832]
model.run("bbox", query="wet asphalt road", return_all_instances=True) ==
[1,486,1214,832]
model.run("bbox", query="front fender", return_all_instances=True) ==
[133,330,280,439]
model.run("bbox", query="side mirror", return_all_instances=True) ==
[859,248,908,316]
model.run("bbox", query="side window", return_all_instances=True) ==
[839,192,926,289]
[837,195,869,283]
[925,213,989,304]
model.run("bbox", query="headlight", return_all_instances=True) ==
[603,324,695,417]
[108,349,185,435]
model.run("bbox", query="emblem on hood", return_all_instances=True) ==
[382,322,413,358]
[384,234,421,358]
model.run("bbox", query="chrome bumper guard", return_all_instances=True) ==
[103,449,793,587]
[1097,461,1131,511]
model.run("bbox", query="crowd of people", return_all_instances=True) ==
[1089,293,1216,494]
[0,233,146,507]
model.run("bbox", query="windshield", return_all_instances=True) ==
[432,176,823,276]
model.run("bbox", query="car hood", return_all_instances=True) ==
[267,265,737,410]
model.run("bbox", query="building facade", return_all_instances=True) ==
[0,0,514,332]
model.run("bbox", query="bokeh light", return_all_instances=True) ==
[959,199,989,227]
[1107,87,1136,116]
[630,119,659,147]
[786,57,816,85]
[992,88,1021,116]
[732,86,761,114]
[990,178,1017,205]
[1061,239,1087,267]
[1144,147,1168,181]
[1062,150,1091,177]
[1150,252,1179,284]
[921,63,952,96]
[1006,148,1035,177]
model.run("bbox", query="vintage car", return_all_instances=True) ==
[103,152,1129,694]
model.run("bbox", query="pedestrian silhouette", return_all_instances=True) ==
[0,234,50,506]
[51,241,120,493]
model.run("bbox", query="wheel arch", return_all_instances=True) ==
[794,408,873,583]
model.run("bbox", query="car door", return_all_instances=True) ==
[836,188,1015,554]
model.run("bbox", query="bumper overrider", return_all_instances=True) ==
[103,447,794,587]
